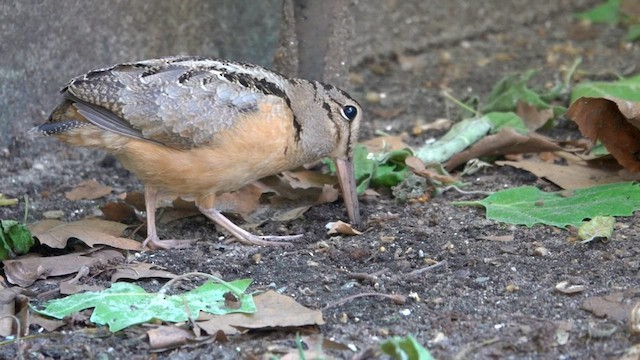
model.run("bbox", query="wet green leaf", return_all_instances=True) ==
[35,279,255,332]
[454,182,640,228]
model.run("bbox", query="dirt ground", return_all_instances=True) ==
[2,1,640,359]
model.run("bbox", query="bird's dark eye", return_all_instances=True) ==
[341,105,358,121]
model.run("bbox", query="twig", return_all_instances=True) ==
[347,268,388,284]
[397,260,447,280]
[324,292,406,310]
[0,315,24,360]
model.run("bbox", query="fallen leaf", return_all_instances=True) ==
[496,159,626,189]
[578,216,616,243]
[326,221,362,236]
[555,281,586,294]
[30,219,142,251]
[362,135,411,153]
[405,156,458,184]
[412,118,452,136]
[516,101,554,131]
[567,97,640,172]
[3,249,124,287]
[0,287,23,336]
[60,282,105,295]
[30,313,65,332]
[148,325,196,350]
[197,290,324,335]
[100,202,137,223]
[111,262,178,282]
[582,290,640,323]
[65,179,113,201]
[445,128,562,170]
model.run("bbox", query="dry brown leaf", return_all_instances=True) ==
[405,156,458,184]
[567,97,640,172]
[124,191,146,211]
[445,128,563,170]
[65,179,113,201]
[516,101,554,131]
[60,282,104,295]
[412,118,452,135]
[326,221,362,236]
[30,313,65,332]
[30,219,142,251]
[100,202,138,223]
[370,106,405,119]
[111,262,178,282]
[197,290,324,335]
[362,135,410,153]
[582,290,640,323]
[0,287,23,336]
[147,325,196,350]
[3,249,124,287]
[496,159,627,189]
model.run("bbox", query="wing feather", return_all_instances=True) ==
[63,57,290,149]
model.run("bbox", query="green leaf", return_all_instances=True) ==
[485,112,528,134]
[578,216,616,243]
[380,334,434,360]
[35,279,255,332]
[454,182,640,228]
[570,74,640,103]
[627,24,640,41]
[0,220,34,259]
[481,70,551,113]
[576,0,621,24]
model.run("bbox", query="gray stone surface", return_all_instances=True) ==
[0,0,281,147]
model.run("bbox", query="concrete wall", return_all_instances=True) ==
[0,0,281,147]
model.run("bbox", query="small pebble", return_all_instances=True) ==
[534,246,549,257]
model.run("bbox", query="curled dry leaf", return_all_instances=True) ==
[147,325,196,350]
[111,262,178,282]
[496,159,626,190]
[405,156,457,184]
[197,290,324,336]
[0,287,23,336]
[445,128,563,170]
[516,101,554,131]
[3,249,124,287]
[30,219,142,251]
[326,220,362,236]
[64,179,112,201]
[555,281,586,294]
[362,135,410,153]
[567,97,640,172]
[582,291,640,324]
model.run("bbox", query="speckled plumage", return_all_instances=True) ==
[32,56,363,249]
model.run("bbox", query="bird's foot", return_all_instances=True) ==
[142,235,198,250]
[225,233,303,247]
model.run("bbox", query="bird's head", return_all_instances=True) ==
[288,80,363,226]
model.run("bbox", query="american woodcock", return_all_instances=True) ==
[31,56,362,249]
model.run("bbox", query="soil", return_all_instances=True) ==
[1,2,640,360]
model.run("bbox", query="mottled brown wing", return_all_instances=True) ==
[64,57,287,149]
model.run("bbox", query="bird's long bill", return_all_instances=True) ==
[335,157,362,226]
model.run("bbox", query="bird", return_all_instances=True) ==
[30,56,363,249]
